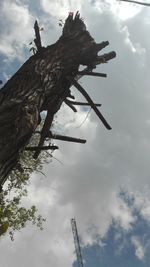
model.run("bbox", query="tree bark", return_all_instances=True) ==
[0,12,116,183]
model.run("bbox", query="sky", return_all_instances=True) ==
[1,0,150,266]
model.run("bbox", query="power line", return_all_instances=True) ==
[119,0,150,6]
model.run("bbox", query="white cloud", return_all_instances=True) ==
[131,236,145,260]
[111,195,136,231]
[110,0,142,20]
[0,0,34,61]
[40,0,83,19]
[86,0,142,21]
[130,189,150,222]
[1,0,150,266]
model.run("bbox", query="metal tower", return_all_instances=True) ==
[71,218,84,267]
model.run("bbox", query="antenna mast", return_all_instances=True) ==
[71,218,84,267]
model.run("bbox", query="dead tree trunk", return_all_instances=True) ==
[0,12,116,185]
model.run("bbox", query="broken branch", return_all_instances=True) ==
[64,99,77,112]
[35,131,86,144]
[48,132,86,143]
[95,51,116,64]
[95,41,109,52]
[77,71,107,78]
[69,78,112,130]
[34,20,42,52]
[25,145,58,151]
[33,109,54,159]
[66,100,101,107]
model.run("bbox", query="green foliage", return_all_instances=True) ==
[0,190,45,241]
[0,122,53,240]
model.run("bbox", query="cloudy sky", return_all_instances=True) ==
[1,0,150,266]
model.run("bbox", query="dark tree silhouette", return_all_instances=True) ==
[0,12,116,187]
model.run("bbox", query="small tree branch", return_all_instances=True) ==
[69,78,112,130]
[67,92,75,99]
[64,99,77,112]
[49,132,86,143]
[95,41,109,52]
[66,100,101,107]
[35,131,86,144]
[95,51,116,64]
[76,52,116,81]
[34,20,42,52]
[25,145,58,151]
[33,109,54,159]
[77,71,107,77]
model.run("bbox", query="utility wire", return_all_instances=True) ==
[119,0,150,6]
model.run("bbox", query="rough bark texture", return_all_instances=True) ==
[0,12,116,185]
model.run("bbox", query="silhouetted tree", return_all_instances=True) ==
[0,12,116,189]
